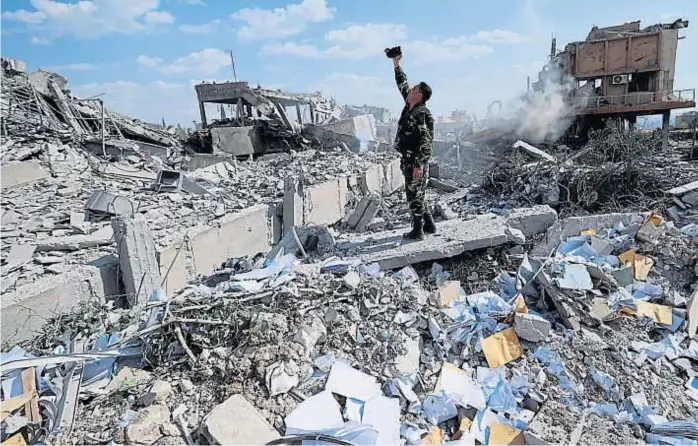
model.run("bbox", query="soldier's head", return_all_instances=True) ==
[408,81,432,105]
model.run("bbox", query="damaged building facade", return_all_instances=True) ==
[533,18,695,146]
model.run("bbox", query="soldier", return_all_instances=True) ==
[392,52,436,241]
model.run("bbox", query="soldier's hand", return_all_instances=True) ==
[393,54,402,67]
[413,167,423,180]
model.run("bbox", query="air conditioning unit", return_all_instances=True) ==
[612,74,630,85]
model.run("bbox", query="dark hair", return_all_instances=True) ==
[417,82,432,102]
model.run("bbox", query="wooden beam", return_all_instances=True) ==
[21,368,40,423]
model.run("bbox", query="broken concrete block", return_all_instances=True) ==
[283,176,303,232]
[434,201,458,220]
[347,196,380,232]
[210,126,262,156]
[505,205,558,237]
[394,337,421,374]
[428,178,458,193]
[34,226,114,252]
[514,313,551,342]
[345,211,541,270]
[636,220,665,245]
[113,217,161,306]
[343,271,361,289]
[358,164,382,195]
[590,235,614,256]
[150,380,172,403]
[125,404,171,445]
[5,244,36,272]
[682,191,698,207]
[666,206,682,221]
[688,287,698,338]
[612,266,634,287]
[1,265,107,342]
[202,395,278,445]
[0,161,47,190]
[513,140,556,162]
[667,180,698,196]
[431,280,462,308]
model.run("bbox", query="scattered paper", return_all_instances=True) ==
[434,363,486,409]
[481,328,524,368]
[324,361,381,402]
[632,300,673,325]
[513,295,528,314]
[421,427,445,445]
[362,396,400,446]
[489,422,525,445]
[556,263,593,290]
[619,249,654,281]
[284,390,343,432]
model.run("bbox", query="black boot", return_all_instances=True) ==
[423,210,437,234]
[403,215,425,241]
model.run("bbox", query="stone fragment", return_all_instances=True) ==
[431,280,461,308]
[394,337,420,374]
[202,395,278,445]
[682,191,698,207]
[514,313,551,343]
[125,404,171,445]
[343,271,361,289]
[150,380,172,403]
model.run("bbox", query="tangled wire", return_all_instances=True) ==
[481,121,695,217]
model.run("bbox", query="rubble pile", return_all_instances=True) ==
[478,123,698,219]
[3,203,697,444]
[0,58,181,148]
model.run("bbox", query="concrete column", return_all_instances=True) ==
[283,176,303,234]
[112,217,162,307]
[662,111,671,150]
[198,101,208,128]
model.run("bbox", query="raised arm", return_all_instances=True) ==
[394,56,409,101]
[414,108,434,168]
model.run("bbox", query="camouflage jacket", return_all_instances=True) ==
[394,66,434,169]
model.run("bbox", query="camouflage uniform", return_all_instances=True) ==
[394,66,434,218]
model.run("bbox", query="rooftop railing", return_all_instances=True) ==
[576,88,695,109]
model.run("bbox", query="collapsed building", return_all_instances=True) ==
[190,80,381,156]
[1,15,698,446]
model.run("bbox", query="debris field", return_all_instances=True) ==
[1,50,698,446]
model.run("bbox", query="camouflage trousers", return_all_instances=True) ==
[402,160,429,217]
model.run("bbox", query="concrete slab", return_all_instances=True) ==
[190,205,271,276]
[1,265,105,343]
[283,176,303,234]
[688,285,698,338]
[347,196,372,229]
[113,218,161,306]
[34,226,114,252]
[358,164,383,196]
[210,125,263,156]
[202,395,279,445]
[158,244,188,296]
[1,161,47,190]
[4,244,36,272]
[505,205,557,237]
[668,180,698,196]
[383,158,404,194]
[304,178,345,226]
[337,213,529,270]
